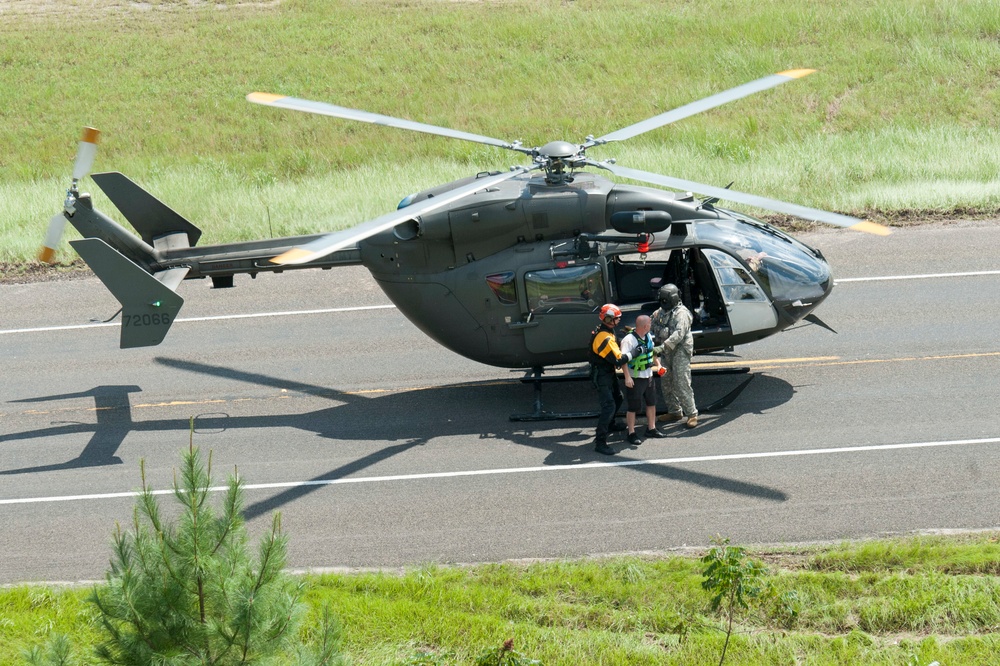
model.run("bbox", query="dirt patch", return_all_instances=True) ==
[0,0,283,17]
[0,260,92,285]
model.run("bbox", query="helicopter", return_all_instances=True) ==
[41,69,889,370]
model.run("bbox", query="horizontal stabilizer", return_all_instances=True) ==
[70,238,187,348]
[91,172,202,246]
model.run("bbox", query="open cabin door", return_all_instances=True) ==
[702,248,777,335]
[518,261,607,354]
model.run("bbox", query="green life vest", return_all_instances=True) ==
[626,331,654,372]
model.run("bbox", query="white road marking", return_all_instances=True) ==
[0,304,397,336]
[835,270,1000,283]
[4,435,999,506]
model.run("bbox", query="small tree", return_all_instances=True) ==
[87,431,341,665]
[24,634,76,666]
[700,536,768,666]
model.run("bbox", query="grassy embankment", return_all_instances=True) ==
[4,533,1000,664]
[1,0,999,269]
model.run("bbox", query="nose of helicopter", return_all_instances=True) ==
[774,253,834,323]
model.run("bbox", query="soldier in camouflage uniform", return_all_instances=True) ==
[650,283,698,428]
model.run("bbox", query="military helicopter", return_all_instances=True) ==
[42,69,889,370]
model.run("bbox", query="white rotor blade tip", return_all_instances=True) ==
[72,127,101,180]
[39,213,67,263]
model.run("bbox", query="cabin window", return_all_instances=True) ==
[485,272,518,305]
[524,264,605,313]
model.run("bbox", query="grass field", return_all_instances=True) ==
[4,533,1000,664]
[1,0,998,263]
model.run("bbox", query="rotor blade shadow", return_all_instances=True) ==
[155,357,358,402]
[241,438,428,521]
[499,430,787,502]
[629,463,787,501]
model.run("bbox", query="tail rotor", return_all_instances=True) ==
[39,126,100,263]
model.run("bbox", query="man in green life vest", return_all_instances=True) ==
[620,314,668,445]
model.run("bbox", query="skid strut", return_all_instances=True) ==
[509,366,599,422]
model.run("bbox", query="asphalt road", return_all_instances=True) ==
[2,220,999,584]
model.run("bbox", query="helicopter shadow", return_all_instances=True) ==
[658,371,796,439]
[2,359,796,517]
[501,371,795,502]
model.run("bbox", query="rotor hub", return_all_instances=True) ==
[539,140,578,160]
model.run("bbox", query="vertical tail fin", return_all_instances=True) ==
[90,172,202,246]
[70,238,187,348]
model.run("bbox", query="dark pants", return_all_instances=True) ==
[594,369,623,440]
[625,376,655,413]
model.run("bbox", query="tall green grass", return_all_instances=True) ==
[5,534,1000,664]
[2,0,998,263]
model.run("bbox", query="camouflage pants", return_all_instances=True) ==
[659,350,697,417]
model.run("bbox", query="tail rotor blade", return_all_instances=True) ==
[39,213,67,263]
[42,127,101,263]
[72,127,101,181]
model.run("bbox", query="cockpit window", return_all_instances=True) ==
[702,250,768,303]
[696,216,830,301]
[525,264,605,313]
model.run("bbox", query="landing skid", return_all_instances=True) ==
[509,366,599,422]
[692,365,751,376]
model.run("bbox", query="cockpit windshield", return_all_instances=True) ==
[696,214,831,302]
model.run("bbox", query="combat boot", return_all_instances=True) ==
[685,415,698,428]
[658,412,682,423]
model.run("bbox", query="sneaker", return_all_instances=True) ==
[627,432,643,446]
[608,420,627,432]
[644,428,666,439]
[685,415,698,428]
[595,442,616,455]
[658,412,682,423]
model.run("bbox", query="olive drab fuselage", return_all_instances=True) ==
[357,170,834,368]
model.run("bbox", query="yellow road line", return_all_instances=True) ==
[695,356,840,369]
[698,351,1000,371]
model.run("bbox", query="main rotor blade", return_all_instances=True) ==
[590,161,891,235]
[590,69,815,146]
[248,93,522,153]
[272,166,539,265]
